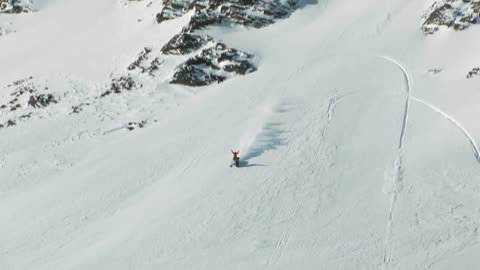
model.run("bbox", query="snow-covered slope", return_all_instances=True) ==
[1,0,480,269]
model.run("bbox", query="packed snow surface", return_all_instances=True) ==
[1,0,480,269]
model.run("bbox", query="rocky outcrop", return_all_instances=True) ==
[119,0,308,87]
[427,68,443,75]
[0,0,34,14]
[466,67,480,79]
[28,94,58,108]
[156,0,298,29]
[71,102,90,114]
[422,0,480,34]
[126,120,147,131]
[171,42,256,86]
[0,74,158,133]
[128,47,164,76]
[0,77,61,129]
[0,78,57,112]
[156,0,201,23]
[100,76,143,97]
[0,119,16,129]
[161,33,213,55]
[151,0,306,86]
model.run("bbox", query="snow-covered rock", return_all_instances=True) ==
[0,77,59,129]
[70,102,90,114]
[156,0,200,23]
[27,94,58,108]
[127,47,164,76]
[123,40,255,87]
[157,0,298,29]
[427,68,443,75]
[0,0,34,14]
[466,67,480,79]
[126,120,147,131]
[210,0,296,28]
[128,10,258,87]
[422,0,480,34]
[100,76,143,97]
[171,42,256,86]
[154,0,301,86]
[161,33,213,55]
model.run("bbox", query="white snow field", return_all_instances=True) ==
[1,0,480,269]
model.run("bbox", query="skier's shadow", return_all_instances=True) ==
[240,160,267,167]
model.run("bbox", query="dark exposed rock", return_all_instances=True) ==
[157,0,298,30]
[71,102,90,114]
[10,103,21,111]
[72,106,81,114]
[161,33,213,55]
[19,112,32,119]
[6,119,16,126]
[153,0,302,86]
[128,48,165,76]
[156,2,187,23]
[156,0,203,23]
[171,42,256,86]
[128,47,152,71]
[422,0,480,34]
[183,10,222,32]
[0,77,65,129]
[467,67,480,79]
[148,57,163,73]
[10,85,36,98]
[0,119,16,129]
[153,0,300,86]
[0,78,49,112]
[0,0,34,14]
[111,76,140,92]
[427,68,443,75]
[101,76,142,97]
[7,76,34,87]
[126,120,147,131]
[151,0,303,87]
[28,94,58,108]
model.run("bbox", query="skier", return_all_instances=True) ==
[230,150,240,167]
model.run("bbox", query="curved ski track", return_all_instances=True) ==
[378,54,480,270]
[411,97,480,163]
[377,55,412,270]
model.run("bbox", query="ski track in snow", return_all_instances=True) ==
[4,1,480,267]
[411,97,480,163]
[264,208,299,270]
[378,55,480,270]
[377,55,412,270]
[264,90,346,270]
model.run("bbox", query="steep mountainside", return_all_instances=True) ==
[1,0,480,269]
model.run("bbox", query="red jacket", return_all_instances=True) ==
[231,150,239,159]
